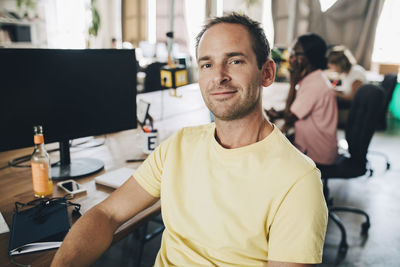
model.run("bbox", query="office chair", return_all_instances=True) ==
[318,84,385,255]
[376,73,398,131]
[133,216,164,267]
[144,62,167,92]
[368,74,398,171]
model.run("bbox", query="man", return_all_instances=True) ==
[268,33,338,165]
[52,14,327,266]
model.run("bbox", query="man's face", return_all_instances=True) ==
[197,23,265,121]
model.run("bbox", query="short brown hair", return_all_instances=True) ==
[195,12,270,70]
[327,46,356,73]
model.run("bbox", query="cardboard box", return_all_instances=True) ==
[379,64,400,75]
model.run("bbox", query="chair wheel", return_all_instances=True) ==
[339,242,348,255]
[361,221,370,235]
[387,162,391,170]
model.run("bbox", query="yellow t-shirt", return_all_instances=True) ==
[134,123,328,266]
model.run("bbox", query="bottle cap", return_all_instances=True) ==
[33,125,43,135]
[33,125,44,144]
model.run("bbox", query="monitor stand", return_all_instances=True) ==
[51,140,104,181]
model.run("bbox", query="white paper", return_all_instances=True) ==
[95,167,136,189]
[0,212,10,234]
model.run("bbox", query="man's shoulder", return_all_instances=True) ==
[176,123,214,137]
[277,131,319,176]
[167,123,214,145]
[271,129,316,169]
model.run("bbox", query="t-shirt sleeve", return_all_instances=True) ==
[267,168,328,264]
[290,87,315,120]
[134,133,175,197]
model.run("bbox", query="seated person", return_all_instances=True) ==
[267,33,338,166]
[327,46,367,108]
[52,14,328,267]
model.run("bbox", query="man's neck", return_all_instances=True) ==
[214,110,273,149]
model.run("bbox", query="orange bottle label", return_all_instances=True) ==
[31,162,49,194]
[34,135,44,144]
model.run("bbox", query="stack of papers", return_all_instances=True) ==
[94,167,136,189]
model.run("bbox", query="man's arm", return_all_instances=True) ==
[279,81,298,133]
[51,176,158,267]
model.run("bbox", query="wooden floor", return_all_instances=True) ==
[95,87,400,267]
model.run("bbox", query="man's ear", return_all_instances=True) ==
[261,59,276,87]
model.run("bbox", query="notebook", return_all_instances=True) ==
[8,201,70,255]
[94,167,136,189]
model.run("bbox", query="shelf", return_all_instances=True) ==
[0,18,31,26]
[0,41,35,48]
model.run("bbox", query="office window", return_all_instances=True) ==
[144,0,205,60]
[155,0,189,53]
[122,0,147,46]
[319,0,337,12]
[372,0,400,64]
[185,0,206,59]
[44,0,89,49]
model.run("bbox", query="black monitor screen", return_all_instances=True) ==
[0,49,137,179]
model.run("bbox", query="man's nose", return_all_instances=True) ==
[213,64,231,85]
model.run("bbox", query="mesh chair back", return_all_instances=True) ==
[376,74,398,130]
[346,84,385,165]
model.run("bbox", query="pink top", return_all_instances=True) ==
[290,70,338,165]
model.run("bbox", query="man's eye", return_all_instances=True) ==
[231,60,243,65]
[201,63,211,69]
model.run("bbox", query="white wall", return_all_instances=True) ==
[0,0,17,12]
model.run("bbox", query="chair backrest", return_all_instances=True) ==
[345,84,385,165]
[376,74,398,130]
[144,62,167,92]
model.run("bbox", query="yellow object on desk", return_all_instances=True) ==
[160,64,188,89]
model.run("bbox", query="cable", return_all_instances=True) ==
[70,136,107,150]
[7,136,107,168]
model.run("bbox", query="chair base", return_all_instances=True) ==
[323,177,371,255]
[328,205,370,256]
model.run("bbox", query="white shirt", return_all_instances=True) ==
[340,64,367,95]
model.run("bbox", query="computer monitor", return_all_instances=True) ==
[0,48,137,180]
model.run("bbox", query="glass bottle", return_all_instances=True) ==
[31,125,53,197]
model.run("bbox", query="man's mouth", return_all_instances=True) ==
[210,87,238,96]
[211,90,237,95]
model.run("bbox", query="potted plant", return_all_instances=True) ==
[87,0,100,48]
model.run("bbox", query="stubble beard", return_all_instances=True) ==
[206,84,261,122]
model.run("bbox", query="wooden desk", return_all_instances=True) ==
[0,129,162,267]
[0,84,211,267]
